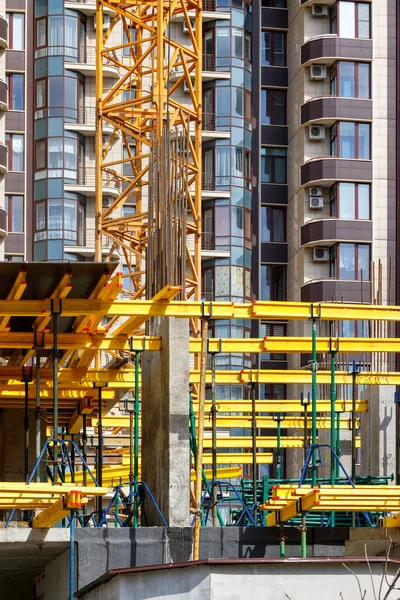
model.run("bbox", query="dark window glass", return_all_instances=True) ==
[331,122,370,159]
[261,206,286,242]
[261,89,286,125]
[261,147,287,183]
[6,195,24,232]
[7,74,24,110]
[261,265,285,300]
[330,243,370,280]
[358,63,370,98]
[35,139,46,170]
[261,31,286,66]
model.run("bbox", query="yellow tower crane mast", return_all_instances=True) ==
[95,0,202,306]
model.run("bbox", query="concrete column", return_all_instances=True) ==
[141,317,190,526]
[360,385,396,478]
[0,408,43,481]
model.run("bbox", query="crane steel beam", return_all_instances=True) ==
[96,1,202,303]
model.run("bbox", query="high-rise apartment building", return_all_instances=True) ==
[0,0,397,477]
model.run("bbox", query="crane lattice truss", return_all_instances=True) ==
[95,0,202,306]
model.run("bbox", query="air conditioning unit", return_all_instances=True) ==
[308,125,326,140]
[183,19,196,34]
[309,187,323,197]
[313,247,330,262]
[102,197,112,209]
[310,64,327,80]
[183,80,191,93]
[309,196,324,209]
[93,14,111,30]
[312,4,329,17]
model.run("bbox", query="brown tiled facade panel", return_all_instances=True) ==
[0,144,7,171]
[5,173,25,194]
[6,51,25,72]
[262,8,288,29]
[0,208,6,235]
[5,234,24,254]
[301,281,371,303]
[261,184,288,205]
[261,125,288,146]
[301,98,372,126]
[0,17,7,46]
[301,38,373,65]
[301,159,372,186]
[261,242,288,263]
[301,219,373,246]
[0,80,7,109]
[6,0,25,8]
[261,67,288,87]
[6,112,25,132]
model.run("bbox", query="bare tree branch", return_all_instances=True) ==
[365,543,378,600]
[342,563,367,599]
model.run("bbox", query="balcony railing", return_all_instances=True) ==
[202,112,216,131]
[203,54,216,71]
[202,172,215,190]
[77,228,113,248]
[77,167,121,190]
[77,107,96,126]
[77,46,119,68]
[201,232,215,250]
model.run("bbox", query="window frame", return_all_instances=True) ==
[261,205,287,242]
[6,73,25,111]
[260,264,286,300]
[332,1,371,39]
[330,61,371,99]
[6,194,24,233]
[330,121,371,159]
[330,242,370,281]
[330,182,371,220]
[261,30,287,67]
[6,13,25,51]
[261,147,287,184]
[5,133,25,172]
[261,88,287,125]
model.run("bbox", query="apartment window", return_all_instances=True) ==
[6,74,24,110]
[329,243,370,280]
[261,147,287,184]
[261,265,285,300]
[261,89,287,125]
[261,206,286,242]
[331,2,371,39]
[330,122,370,159]
[6,195,24,232]
[261,31,286,67]
[5,255,24,262]
[330,62,370,99]
[122,25,136,56]
[339,320,369,338]
[36,79,46,110]
[260,322,287,361]
[6,13,25,50]
[36,17,46,48]
[330,183,370,219]
[5,134,24,171]
[123,145,136,177]
[122,265,135,293]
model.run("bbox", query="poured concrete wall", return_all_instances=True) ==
[78,561,400,600]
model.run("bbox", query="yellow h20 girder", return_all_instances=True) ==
[3,298,400,321]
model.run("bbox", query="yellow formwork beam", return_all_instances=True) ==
[192,400,368,413]
[32,492,89,529]
[66,466,242,485]
[100,415,358,430]
[189,370,400,386]
[0,482,109,495]
[0,367,397,387]
[1,299,400,322]
[0,334,400,355]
